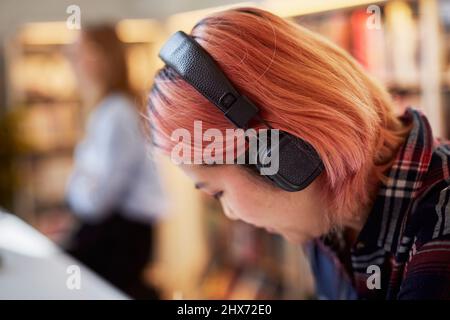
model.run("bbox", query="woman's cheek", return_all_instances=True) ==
[226,196,265,226]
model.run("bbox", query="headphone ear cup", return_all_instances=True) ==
[254,131,324,192]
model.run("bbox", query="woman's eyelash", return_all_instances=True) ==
[213,191,224,199]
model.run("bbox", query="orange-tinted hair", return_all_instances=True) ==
[148,7,409,220]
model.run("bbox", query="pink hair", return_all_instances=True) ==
[148,8,409,221]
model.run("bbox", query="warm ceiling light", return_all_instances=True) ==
[165,2,257,33]
[115,19,163,43]
[262,0,388,17]
[18,21,79,45]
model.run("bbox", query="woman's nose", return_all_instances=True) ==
[222,204,238,221]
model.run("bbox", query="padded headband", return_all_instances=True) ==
[159,31,259,129]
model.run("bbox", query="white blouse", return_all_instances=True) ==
[66,93,166,224]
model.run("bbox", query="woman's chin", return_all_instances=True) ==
[262,226,313,245]
[280,231,311,245]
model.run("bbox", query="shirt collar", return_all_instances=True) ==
[354,108,435,253]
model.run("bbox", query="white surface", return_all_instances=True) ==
[0,210,129,300]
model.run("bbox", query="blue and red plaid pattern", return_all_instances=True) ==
[308,108,450,299]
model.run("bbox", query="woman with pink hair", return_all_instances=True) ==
[147,8,450,299]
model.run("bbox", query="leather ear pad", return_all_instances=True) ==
[255,131,324,191]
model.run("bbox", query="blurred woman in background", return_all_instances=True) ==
[65,25,165,299]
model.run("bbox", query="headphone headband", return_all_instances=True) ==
[157,30,325,192]
[159,31,259,129]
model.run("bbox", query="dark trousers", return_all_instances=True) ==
[66,212,158,299]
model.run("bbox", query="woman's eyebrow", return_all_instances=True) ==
[194,182,207,190]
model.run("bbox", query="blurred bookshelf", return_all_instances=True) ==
[3,23,80,228]
[291,0,449,138]
[2,20,164,234]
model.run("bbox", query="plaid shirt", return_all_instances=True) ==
[307,108,450,300]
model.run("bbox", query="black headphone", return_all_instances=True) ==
[158,31,324,191]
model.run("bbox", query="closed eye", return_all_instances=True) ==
[194,182,223,199]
